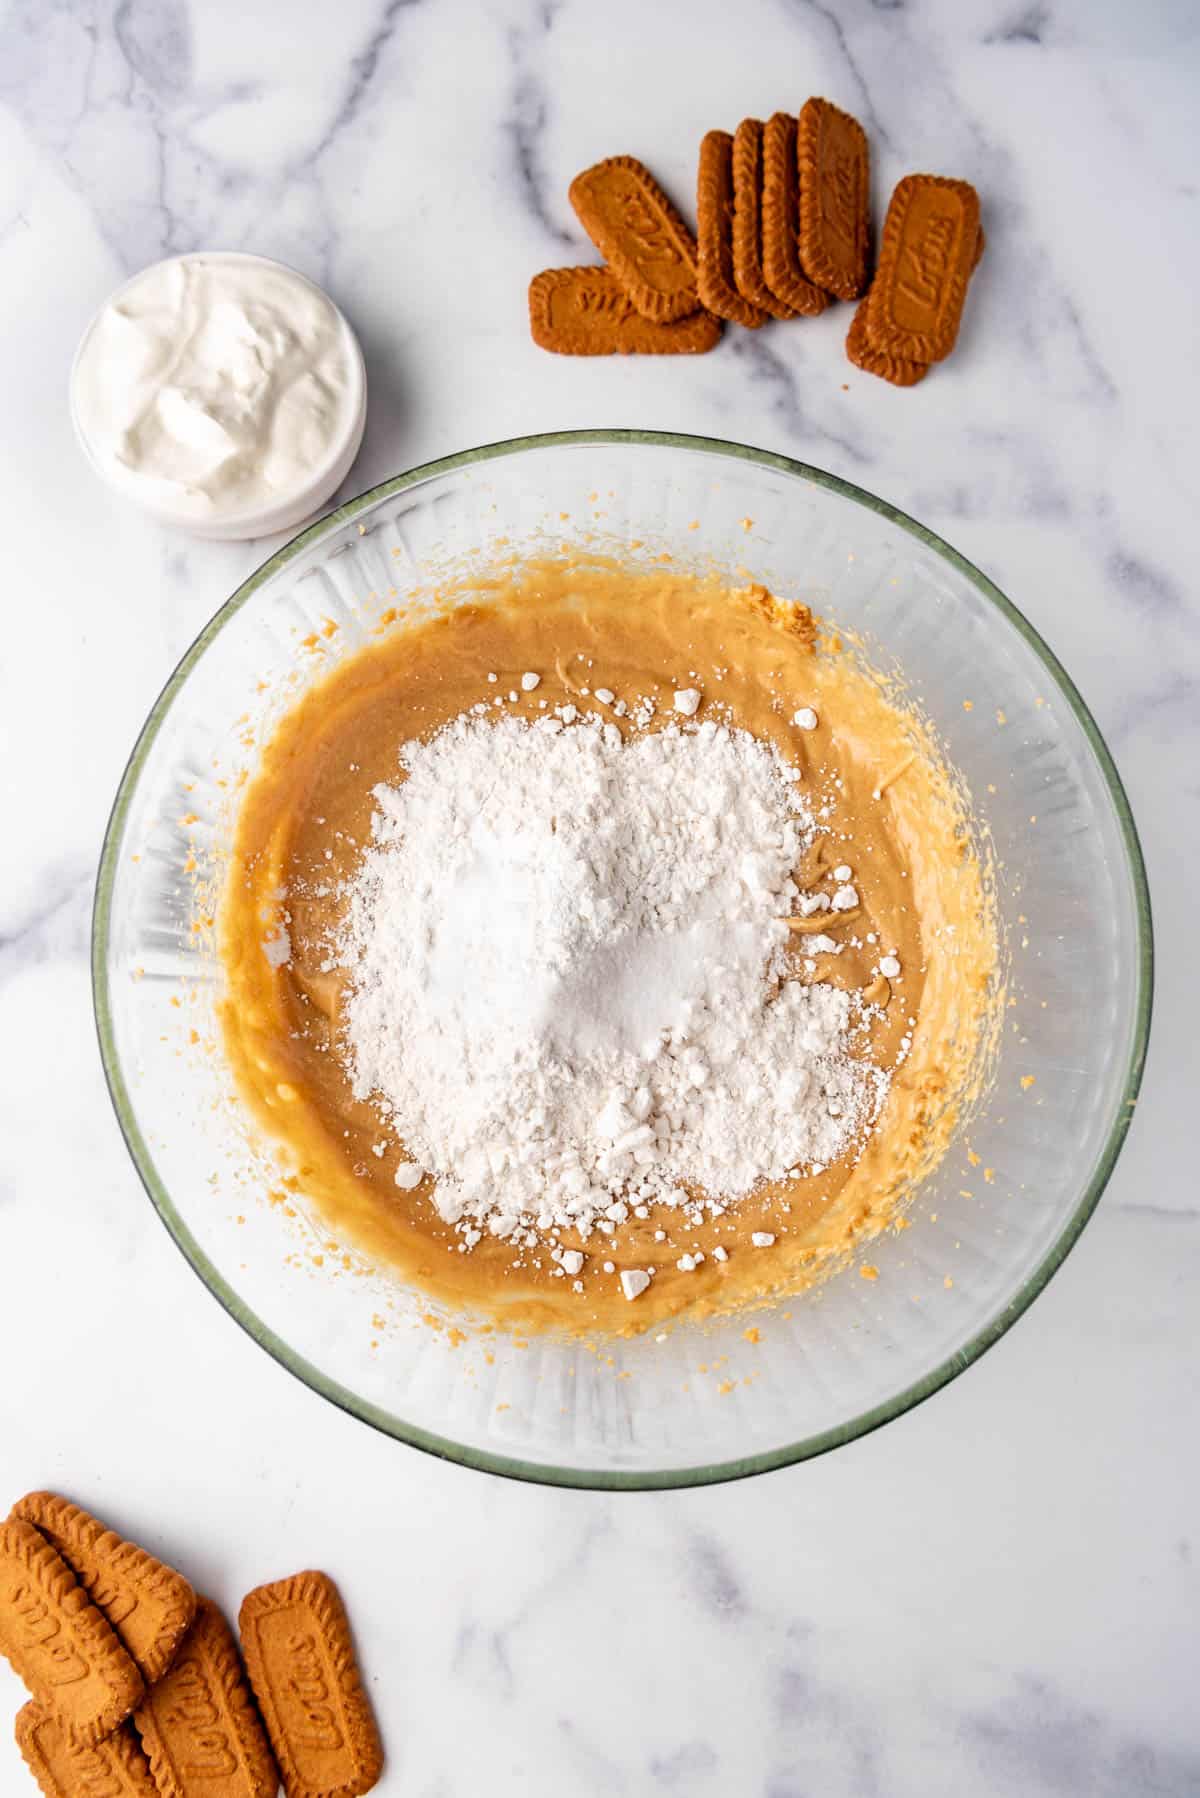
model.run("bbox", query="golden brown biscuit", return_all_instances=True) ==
[529,266,721,355]
[135,1598,279,1798]
[731,118,799,321]
[567,156,700,322]
[848,222,984,384]
[696,129,768,329]
[16,1703,156,1798]
[0,1520,143,1746]
[797,96,871,299]
[864,173,981,362]
[761,112,829,317]
[239,1570,383,1798]
[12,1492,196,1685]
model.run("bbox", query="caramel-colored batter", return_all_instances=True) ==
[220,558,997,1335]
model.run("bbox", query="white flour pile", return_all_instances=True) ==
[337,707,888,1248]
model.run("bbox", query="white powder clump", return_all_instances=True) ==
[338,711,888,1245]
[262,928,292,969]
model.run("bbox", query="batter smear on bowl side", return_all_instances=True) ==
[220,557,997,1335]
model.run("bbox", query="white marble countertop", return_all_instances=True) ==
[1,1,1197,1791]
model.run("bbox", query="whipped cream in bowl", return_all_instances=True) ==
[70,252,367,539]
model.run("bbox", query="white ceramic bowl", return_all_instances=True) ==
[70,251,367,541]
[94,432,1152,1487]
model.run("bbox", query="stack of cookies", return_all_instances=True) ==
[529,97,983,384]
[0,1490,382,1797]
[696,103,868,327]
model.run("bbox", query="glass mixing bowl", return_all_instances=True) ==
[94,431,1152,1488]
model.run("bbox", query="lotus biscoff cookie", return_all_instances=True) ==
[529,267,721,356]
[0,1520,143,1746]
[568,156,700,323]
[847,219,985,383]
[864,173,981,362]
[797,96,871,299]
[16,1703,156,1798]
[761,112,828,317]
[696,130,767,329]
[239,1570,383,1798]
[12,1491,197,1685]
[135,1597,279,1798]
[731,118,800,321]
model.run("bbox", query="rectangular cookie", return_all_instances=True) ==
[16,1703,156,1798]
[761,112,828,317]
[568,156,700,322]
[239,1570,383,1798]
[731,118,799,321]
[696,130,767,329]
[864,173,981,361]
[797,96,871,299]
[529,266,721,355]
[847,222,985,384]
[135,1597,279,1798]
[0,1519,143,1746]
[12,1491,197,1685]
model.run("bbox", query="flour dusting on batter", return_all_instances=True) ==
[336,708,889,1273]
[219,557,997,1334]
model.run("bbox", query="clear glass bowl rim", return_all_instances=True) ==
[92,428,1155,1490]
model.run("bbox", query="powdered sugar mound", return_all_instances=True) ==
[338,711,887,1243]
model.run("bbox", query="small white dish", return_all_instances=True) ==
[70,251,367,541]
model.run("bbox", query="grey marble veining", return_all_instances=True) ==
[1,1,1198,1792]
